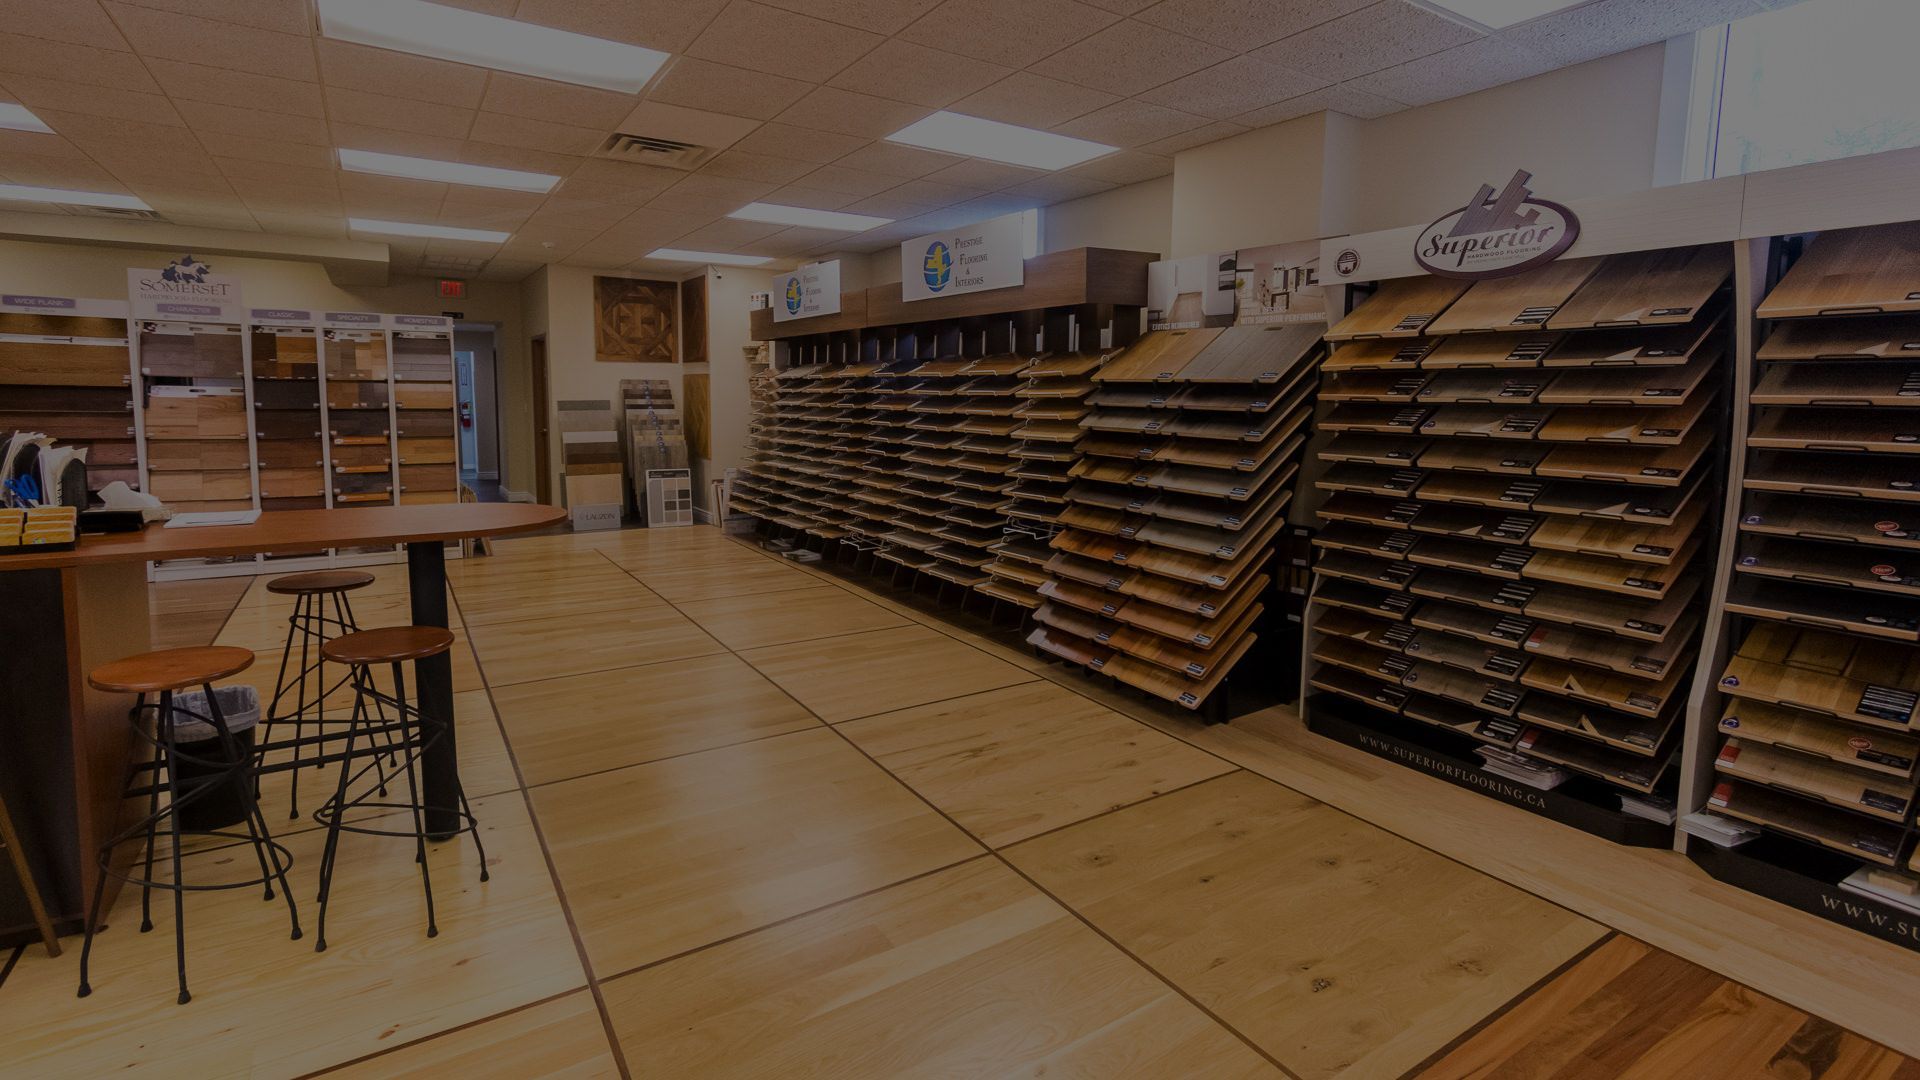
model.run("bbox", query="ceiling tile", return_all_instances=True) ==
[1054,99,1208,147]
[1499,0,1764,67]
[102,2,316,80]
[0,128,88,160]
[469,111,606,155]
[0,152,126,190]
[688,1,885,82]
[0,33,160,92]
[830,141,963,179]
[1251,1,1482,82]
[478,74,639,130]
[215,156,339,191]
[942,191,1042,220]
[315,41,490,110]
[1078,0,1158,11]
[140,59,326,120]
[339,171,449,204]
[0,74,183,127]
[475,258,546,282]
[1134,0,1376,51]
[699,149,819,185]
[512,0,732,53]
[733,123,869,164]
[860,176,980,211]
[242,188,346,216]
[37,106,206,149]
[562,159,690,193]
[755,0,944,33]
[504,220,613,250]
[748,224,851,255]
[328,122,467,161]
[674,218,787,249]
[661,171,779,204]
[1067,149,1174,184]
[1138,118,1248,155]
[646,187,748,217]
[900,0,1119,66]
[758,184,864,210]
[113,0,310,34]
[793,163,901,197]
[948,72,1117,129]
[600,206,712,242]
[1035,19,1233,97]
[328,88,477,140]
[455,140,585,178]
[192,132,336,169]
[827,38,1011,108]
[3,0,131,49]
[998,172,1116,203]
[774,86,927,139]
[1346,34,1558,106]
[174,99,331,145]
[439,186,548,213]
[1137,55,1327,118]
[1234,81,1404,126]
[156,209,261,231]
[921,158,1044,191]
[646,58,814,123]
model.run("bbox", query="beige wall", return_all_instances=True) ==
[1171,113,1332,256]
[0,236,536,494]
[1044,175,1172,258]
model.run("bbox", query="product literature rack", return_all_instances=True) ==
[1027,321,1323,711]
[1690,221,1920,921]
[1304,243,1733,843]
[0,296,136,497]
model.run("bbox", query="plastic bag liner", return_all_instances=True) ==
[166,685,261,743]
[166,685,262,832]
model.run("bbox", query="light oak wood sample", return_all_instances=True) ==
[1325,275,1472,341]
[1094,328,1223,382]
[0,339,131,386]
[1323,338,1437,371]
[1753,361,1920,406]
[1758,313,1920,359]
[1517,694,1676,755]
[1759,222,1920,318]
[1536,343,1719,406]
[1531,500,1704,563]
[1420,333,1560,369]
[1747,407,1920,452]
[1415,438,1548,474]
[1416,370,1553,403]
[142,390,246,440]
[1535,427,1711,485]
[146,438,251,472]
[1514,726,1668,792]
[1718,621,1920,731]
[1718,699,1919,779]
[1709,779,1906,866]
[1520,611,1698,681]
[1179,322,1324,383]
[1717,738,1916,822]
[1321,431,1430,465]
[1745,449,1920,501]
[1535,390,1716,445]
[1546,244,1731,328]
[1521,652,1688,718]
[1407,535,1531,578]
[1426,256,1605,335]
[1739,492,1920,550]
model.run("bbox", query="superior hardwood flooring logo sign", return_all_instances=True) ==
[1416,170,1580,280]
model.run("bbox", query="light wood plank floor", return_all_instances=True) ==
[4,524,1917,1078]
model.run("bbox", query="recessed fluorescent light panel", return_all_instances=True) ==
[727,202,892,231]
[886,111,1114,171]
[348,217,510,243]
[0,184,150,211]
[316,0,670,94]
[647,248,772,267]
[338,149,558,193]
[0,103,53,134]
[1414,0,1583,30]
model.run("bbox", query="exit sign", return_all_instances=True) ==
[438,279,466,299]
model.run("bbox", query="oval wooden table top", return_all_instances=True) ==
[0,503,568,571]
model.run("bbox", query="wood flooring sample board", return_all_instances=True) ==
[1718,699,1919,778]
[1758,314,1920,360]
[1426,257,1605,335]
[1760,222,1920,318]
[1547,244,1731,328]
[1325,276,1470,341]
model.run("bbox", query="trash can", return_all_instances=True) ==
[166,686,262,832]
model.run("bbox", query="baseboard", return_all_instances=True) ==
[478,470,499,480]
[504,488,534,503]
[694,506,714,524]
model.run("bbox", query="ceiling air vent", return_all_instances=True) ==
[57,204,164,221]
[595,132,716,171]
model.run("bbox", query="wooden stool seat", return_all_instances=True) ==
[89,646,254,694]
[320,626,455,666]
[266,570,376,595]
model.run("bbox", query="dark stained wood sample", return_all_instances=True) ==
[1314,520,1421,560]
[1743,450,1920,505]
[1759,221,1920,318]
[1311,662,1411,712]
[1420,333,1559,369]
[1402,627,1527,682]
[1709,779,1906,867]
[1322,338,1437,372]
[1739,492,1920,551]
[1518,694,1677,755]
[1407,535,1532,579]
[1536,390,1716,445]
[1317,548,1419,590]
[1415,471,1545,509]
[1536,343,1720,406]
[1725,578,1920,642]
[1418,404,1552,439]
[594,276,677,362]
[1316,462,1427,497]
[1543,311,1725,367]
[1536,427,1711,486]
[1426,256,1605,335]
[1752,361,1920,406]
[1758,313,1920,360]
[1093,328,1222,382]
[1177,323,1323,383]
[1411,600,1537,648]
[1319,371,1431,402]
[1324,275,1471,341]
[1320,432,1429,465]
[1415,370,1553,403]
[1403,694,1523,746]
[1515,726,1668,791]
[1322,403,1431,433]
[1407,503,1540,545]
[1735,536,1920,598]
[1546,244,1731,328]
[1416,439,1548,475]
[1313,577,1417,620]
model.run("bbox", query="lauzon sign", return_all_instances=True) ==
[1414,169,1579,280]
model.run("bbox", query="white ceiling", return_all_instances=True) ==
[0,0,1789,281]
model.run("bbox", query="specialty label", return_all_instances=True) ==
[1391,313,1433,332]
[1857,683,1919,725]
[1511,306,1558,326]
[1492,615,1535,642]
[1494,583,1537,608]
[1861,789,1910,814]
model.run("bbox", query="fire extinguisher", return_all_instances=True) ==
[459,402,474,429]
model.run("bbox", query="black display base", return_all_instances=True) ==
[1688,834,1920,953]
[1305,693,1674,847]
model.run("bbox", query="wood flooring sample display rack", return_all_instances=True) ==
[1027,322,1324,710]
[0,295,138,499]
[1696,221,1920,893]
[129,310,460,579]
[1303,244,1734,839]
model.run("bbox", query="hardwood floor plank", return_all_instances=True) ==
[741,624,1039,723]
[676,585,910,650]
[599,859,1280,1079]
[1002,771,1604,1080]
[530,728,982,977]
[465,605,724,687]
[491,652,819,786]
[318,991,618,1079]
[839,681,1236,847]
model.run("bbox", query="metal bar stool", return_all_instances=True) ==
[256,569,379,820]
[312,627,487,952]
[78,646,301,1005]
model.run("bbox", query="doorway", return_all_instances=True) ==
[531,335,551,506]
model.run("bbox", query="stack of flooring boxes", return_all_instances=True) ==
[559,399,622,529]
[621,379,688,523]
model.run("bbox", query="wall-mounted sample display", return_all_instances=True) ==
[621,379,687,520]
[595,276,677,362]
[981,346,1104,610]
[391,322,459,507]
[1306,242,1734,842]
[0,296,136,495]
[321,320,392,513]
[248,313,325,560]
[1029,317,1323,709]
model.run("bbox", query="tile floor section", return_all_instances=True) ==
[2,525,1914,1078]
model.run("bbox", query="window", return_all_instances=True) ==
[1678,0,1920,181]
